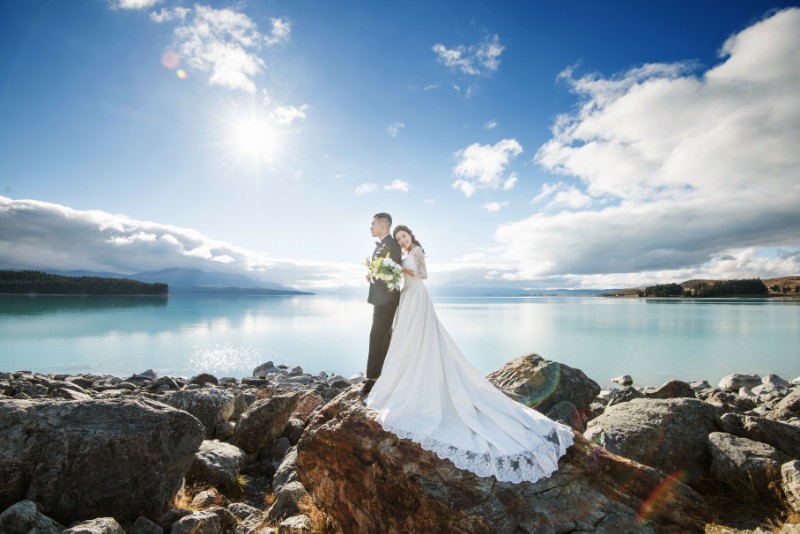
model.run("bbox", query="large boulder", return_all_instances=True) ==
[162,387,236,438]
[646,380,696,400]
[708,432,789,492]
[296,390,709,533]
[0,398,204,525]
[584,398,723,486]
[232,392,300,453]
[720,413,800,459]
[0,500,64,534]
[486,353,601,415]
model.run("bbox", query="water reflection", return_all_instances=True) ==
[0,295,167,316]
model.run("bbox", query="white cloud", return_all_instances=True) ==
[385,180,410,192]
[452,138,523,197]
[433,34,504,76]
[532,181,593,210]
[0,196,355,290]
[354,183,377,195]
[424,84,439,91]
[489,8,800,284]
[113,0,160,10]
[149,7,189,22]
[484,119,497,130]
[272,104,309,125]
[424,198,437,205]
[503,173,518,191]
[168,5,289,94]
[264,17,291,46]
[482,201,509,213]
[387,121,405,138]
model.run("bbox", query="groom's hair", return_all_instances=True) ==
[373,212,392,227]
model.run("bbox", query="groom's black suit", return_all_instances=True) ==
[366,235,403,379]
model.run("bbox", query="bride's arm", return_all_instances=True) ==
[410,246,427,279]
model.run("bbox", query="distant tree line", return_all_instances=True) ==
[642,283,684,297]
[641,278,768,298]
[0,270,168,295]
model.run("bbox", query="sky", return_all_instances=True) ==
[1,0,799,291]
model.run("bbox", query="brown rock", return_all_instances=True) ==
[296,390,709,533]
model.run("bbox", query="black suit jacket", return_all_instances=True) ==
[367,235,403,307]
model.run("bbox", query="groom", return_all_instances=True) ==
[362,212,402,397]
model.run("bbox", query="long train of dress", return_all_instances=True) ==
[366,247,574,484]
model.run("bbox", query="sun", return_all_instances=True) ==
[228,113,280,166]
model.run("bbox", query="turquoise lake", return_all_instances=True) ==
[1,295,798,388]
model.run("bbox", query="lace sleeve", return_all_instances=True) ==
[411,246,427,279]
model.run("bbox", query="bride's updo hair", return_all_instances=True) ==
[393,225,424,253]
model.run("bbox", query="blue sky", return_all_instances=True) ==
[1,0,799,291]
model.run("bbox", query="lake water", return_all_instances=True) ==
[1,295,798,388]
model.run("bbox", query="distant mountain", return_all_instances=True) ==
[427,286,620,297]
[44,268,308,295]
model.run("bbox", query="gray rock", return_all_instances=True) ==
[285,418,305,445]
[764,374,791,387]
[253,361,281,378]
[186,439,248,488]
[0,398,204,525]
[486,353,601,414]
[232,392,300,454]
[605,387,645,407]
[708,432,789,492]
[718,373,762,392]
[611,374,633,386]
[160,508,193,531]
[62,517,126,534]
[584,398,723,485]
[129,516,164,534]
[227,502,263,520]
[171,511,222,534]
[267,480,308,522]
[279,514,311,533]
[720,413,800,459]
[783,460,800,513]
[689,380,712,392]
[190,373,219,387]
[545,400,584,432]
[705,390,757,413]
[0,500,64,534]
[163,387,235,438]
[273,447,300,491]
[767,388,800,424]
[272,436,292,460]
[646,380,696,400]
[190,488,227,508]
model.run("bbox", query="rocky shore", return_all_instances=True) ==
[1,355,799,533]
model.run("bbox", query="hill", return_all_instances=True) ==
[601,276,800,298]
[0,270,168,296]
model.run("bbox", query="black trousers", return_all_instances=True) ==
[366,303,398,379]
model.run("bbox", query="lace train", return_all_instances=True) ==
[377,420,574,484]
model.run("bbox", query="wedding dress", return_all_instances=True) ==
[366,246,574,484]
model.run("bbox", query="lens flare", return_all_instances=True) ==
[161,49,180,70]
[176,69,188,80]
[521,363,562,407]
[637,469,687,525]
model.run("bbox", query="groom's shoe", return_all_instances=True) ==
[360,379,375,399]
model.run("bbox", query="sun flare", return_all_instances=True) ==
[228,114,280,165]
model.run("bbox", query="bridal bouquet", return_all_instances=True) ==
[364,255,403,291]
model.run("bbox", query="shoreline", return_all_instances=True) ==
[2,357,799,532]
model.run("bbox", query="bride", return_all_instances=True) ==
[366,225,574,484]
